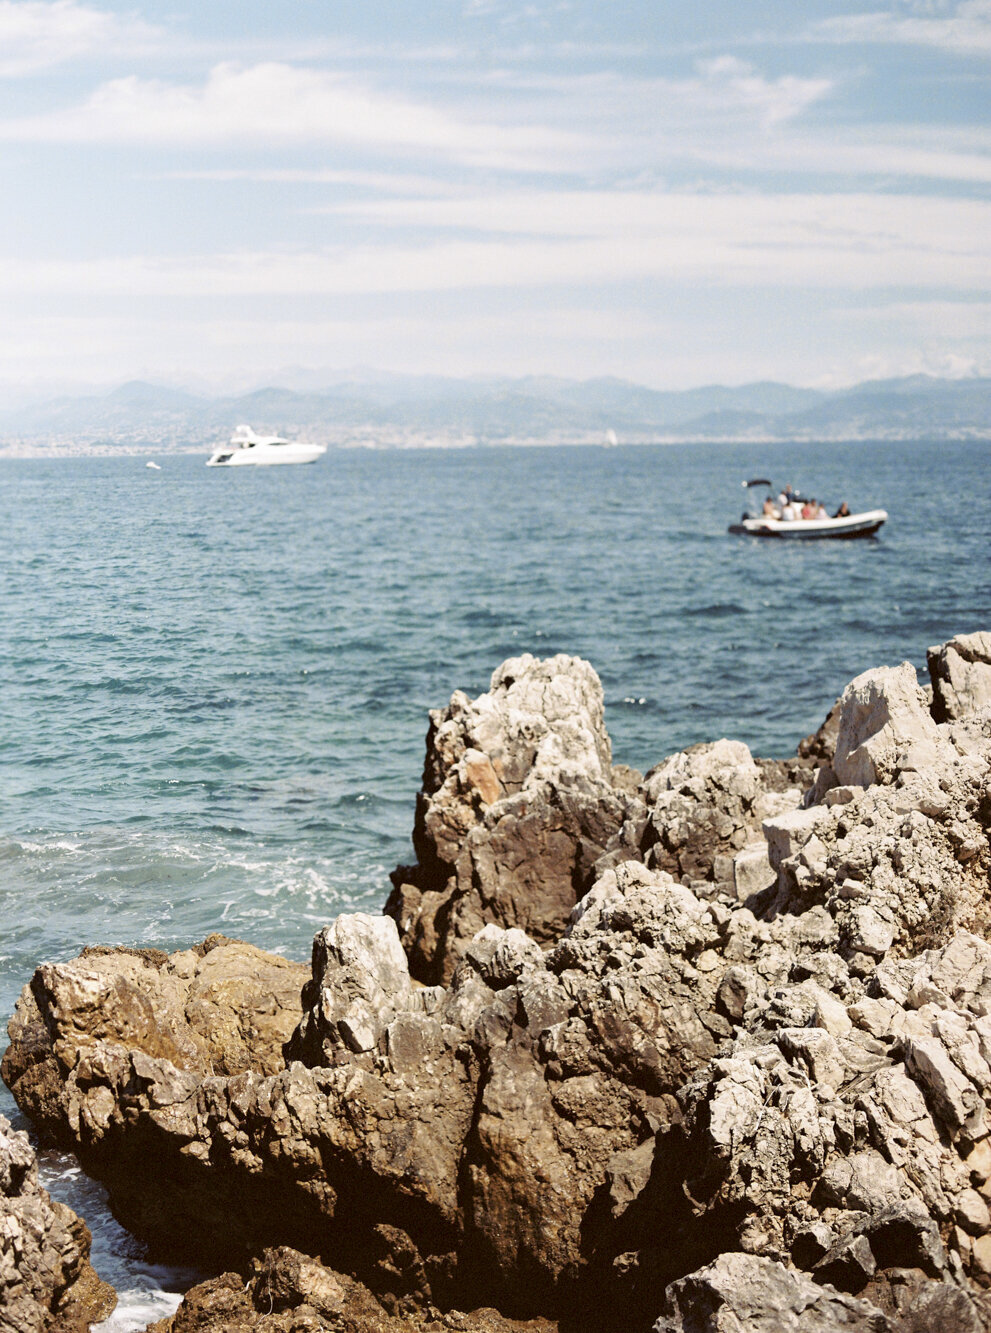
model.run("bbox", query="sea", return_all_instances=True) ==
[1,439,989,1328]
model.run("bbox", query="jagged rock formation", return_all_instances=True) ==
[762,663,991,958]
[0,1113,115,1332]
[930,632,991,724]
[386,656,810,985]
[653,1252,899,1332]
[147,1246,556,1333]
[386,654,646,984]
[1,886,726,1313]
[633,738,801,897]
[1,934,308,1151]
[5,642,991,1332]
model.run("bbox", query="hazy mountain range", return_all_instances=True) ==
[2,372,990,449]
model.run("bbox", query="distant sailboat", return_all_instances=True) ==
[604,429,619,448]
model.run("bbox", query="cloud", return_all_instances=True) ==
[1,191,987,298]
[683,56,833,127]
[0,53,833,175]
[305,188,991,300]
[0,0,159,76]
[813,1,991,55]
[152,167,466,196]
[495,58,835,148]
[0,61,587,168]
[691,127,991,185]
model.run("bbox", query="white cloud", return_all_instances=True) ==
[821,348,989,386]
[153,167,466,197]
[1,191,987,298]
[549,66,989,185]
[0,61,587,168]
[317,185,991,242]
[493,59,835,149]
[0,55,833,172]
[676,123,991,185]
[686,56,833,127]
[814,1,991,55]
[0,0,159,76]
[3,299,987,398]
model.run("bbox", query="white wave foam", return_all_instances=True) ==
[3,837,84,855]
[94,1288,184,1332]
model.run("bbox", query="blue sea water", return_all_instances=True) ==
[1,439,989,1326]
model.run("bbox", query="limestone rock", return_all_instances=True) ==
[387,655,644,983]
[1,868,737,1315]
[7,635,991,1332]
[2,935,308,1150]
[638,934,991,1315]
[412,653,613,876]
[287,914,438,1065]
[641,741,774,891]
[0,1113,115,1332]
[760,656,991,959]
[832,663,942,788]
[653,1252,893,1331]
[929,632,991,723]
[733,840,776,901]
[148,1246,559,1332]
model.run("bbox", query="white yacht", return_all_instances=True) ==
[207,425,326,467]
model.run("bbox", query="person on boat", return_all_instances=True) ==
[777,484,793,509]
[815,501,828,519]
[834,501,850,518]
[801,499,816,519]
[762,496,779,518]
[781,501,797,521]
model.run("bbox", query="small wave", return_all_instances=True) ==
[94,1289,185,1333]
[460,608,505,627]
[0,836,84,859]
[684,602,747,618]
[164,697,239,715]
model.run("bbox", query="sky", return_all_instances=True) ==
[0,0,988,397]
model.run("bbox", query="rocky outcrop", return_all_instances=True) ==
[761,659,991,963]
[930,633,991,724]
[6,638,991,1332]
[653,1252,896,1331]
[829,662,943,789]
[1,934,308,1150]
[1,877,729,1313]
[386,654,645,984]
[286,913,445,1067]
[13,860,987,1324]
[147,1246,556,1333]
[635,739,801,898]
[0,1113,114,1332]
[387,656,810,986]
[633,934,991,1318]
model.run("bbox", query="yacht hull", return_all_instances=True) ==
[207,444,326,467]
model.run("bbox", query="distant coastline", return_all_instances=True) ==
[2,429,990,460]
[1,370,990,457]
